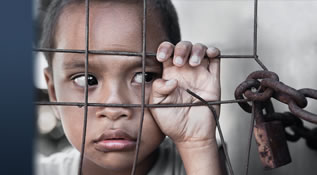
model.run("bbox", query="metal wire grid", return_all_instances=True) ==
[33,0,269,174]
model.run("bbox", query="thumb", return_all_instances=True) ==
[151,78,178,103]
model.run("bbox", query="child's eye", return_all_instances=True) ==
[72,74,98,87]
[133,72,157,84]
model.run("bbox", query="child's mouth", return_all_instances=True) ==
[94,130,137,152]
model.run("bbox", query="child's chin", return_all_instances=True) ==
[91,151,136,170]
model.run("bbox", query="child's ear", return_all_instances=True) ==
[44,68,61,120]
[44,67,57,102]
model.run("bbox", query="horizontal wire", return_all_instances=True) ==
[34,99,249,108]
[33,48,254,59]
[33,48,144,56]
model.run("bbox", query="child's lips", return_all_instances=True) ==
[95,140,136,152]
[94,129,137,152]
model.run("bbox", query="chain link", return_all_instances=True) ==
[235,70,317,150]
[268,112,317,150]
[235,70,317,123]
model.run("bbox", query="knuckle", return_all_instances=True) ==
[182,40,192,45]
[194,43,206,50]
[207,46,221,56]
[160,41,174,48]
[175,41,191,52]
[210,46,220,52]
[193,43,207,54]
[152,79,163,88]
[191,45,206,59]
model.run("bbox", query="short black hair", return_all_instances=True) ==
[39,0,181,68]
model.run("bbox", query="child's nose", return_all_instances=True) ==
[94,86,133,120]
[95,107,132,121]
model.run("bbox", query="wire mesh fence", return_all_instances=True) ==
[33,0,317,175]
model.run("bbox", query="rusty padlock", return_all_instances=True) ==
[253,101,292,169]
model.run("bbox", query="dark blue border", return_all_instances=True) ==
[0,1,33,175]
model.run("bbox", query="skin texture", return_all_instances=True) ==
[44,1,221,175]
[152,42,222,175]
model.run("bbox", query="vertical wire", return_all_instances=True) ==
[78,0,90,174]
[172,142,175,175]
[186,89,234,175]
[253,0,258,57]
[131,0,147,174]
[245,1,268,172]
[252,0,268,71]
[246,0,268,166]
[244,102,256,175]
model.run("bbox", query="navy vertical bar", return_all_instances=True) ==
[0,1,33,175]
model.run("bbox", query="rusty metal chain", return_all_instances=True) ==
[235,70,317,151]
[267,112,317,150]
[235,70,317,123]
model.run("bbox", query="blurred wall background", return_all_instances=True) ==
[170,0,317,174]
[34,0,317,174]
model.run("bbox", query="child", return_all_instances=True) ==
[37,0,222,174]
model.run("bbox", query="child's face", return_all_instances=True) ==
[45,2,167,171]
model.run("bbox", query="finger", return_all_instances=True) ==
[206,46,220,58]
[151,78,178,100]
[209,57,220,81]
[207,47,221,80]
[157,41,174,62]
[173,41,192,67]
[189,43,207,67]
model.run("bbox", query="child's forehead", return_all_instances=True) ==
[55,1,165,52]
[56,2,142,48]
[59,1,143,31]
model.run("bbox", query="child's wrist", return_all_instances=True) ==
[175,138,222,175]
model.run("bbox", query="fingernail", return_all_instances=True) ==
[175,56,183,65]
[157,52,166,61]
[166,79,176,86]
[207,47,219,55]
[190,55,200,65]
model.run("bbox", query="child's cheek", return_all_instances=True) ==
[58,106,85,149]
[141,110,165,147]
[130,84,153,103]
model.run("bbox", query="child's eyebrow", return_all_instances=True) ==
[62,59,86,70]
